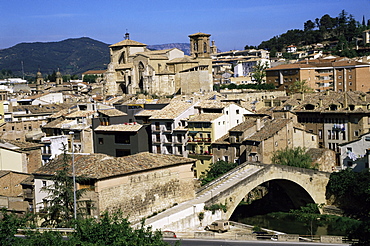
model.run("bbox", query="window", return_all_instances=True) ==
[166,122,172,130]
[98,138,104,145]
[155,122,160,131]
[115,133,130,144]
[236,110,239,114]
[354,131,359,137]
[42,181,47,187]
[318,129,322,139]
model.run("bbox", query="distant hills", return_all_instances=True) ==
[0,38,192,77]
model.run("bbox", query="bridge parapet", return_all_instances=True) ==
[145,163,331,231]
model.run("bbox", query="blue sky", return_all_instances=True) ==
[0,0,368,51]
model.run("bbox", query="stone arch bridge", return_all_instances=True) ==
[145,162,331,231]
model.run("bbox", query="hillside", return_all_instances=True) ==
[147,43,191,55]
[0,37,110,76]
[0,38,192,77]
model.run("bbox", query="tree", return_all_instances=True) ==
[290,203,322,239]
[200,161,238,185]
[47,71,57,82]
[40,144,90,228]
[0,208,35,246]
[288,80,314,95]
[70,211,174,246]
[271,147,317,169]
[251,61,269,84]
[326,169,370,245]
[304,20,315,31]
[83,74,98,83]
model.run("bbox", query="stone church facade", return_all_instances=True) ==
[104,32,214,96]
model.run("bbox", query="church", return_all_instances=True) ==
[104,32,215,96]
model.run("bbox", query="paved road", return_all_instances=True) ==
[164,238,350,246]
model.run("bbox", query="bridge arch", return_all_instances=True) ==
[205,164,331,220]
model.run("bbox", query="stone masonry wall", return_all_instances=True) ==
[97,163,195,222]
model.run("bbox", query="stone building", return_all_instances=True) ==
[104,32,213,96]
[32,152,196,223]
[212,115,318,165]
[274,91,370,160]
[0,171,31,212]
[0,139,43,173]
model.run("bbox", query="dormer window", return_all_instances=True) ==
[284,105,293,111]
[329,104,338,111]
[349,105,355,111]
[304,104,315,110]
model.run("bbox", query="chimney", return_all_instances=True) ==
[256,118,261,131]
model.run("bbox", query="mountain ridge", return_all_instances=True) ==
[0,38,193,77]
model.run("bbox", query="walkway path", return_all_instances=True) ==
[145,164,263,230]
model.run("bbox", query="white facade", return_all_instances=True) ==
[150,102,197,157]
[34,178,53,212]
[339,132,370,172]
[32,93,63,105]
[40,135,68,165]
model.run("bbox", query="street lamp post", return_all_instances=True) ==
[69,131,77,220]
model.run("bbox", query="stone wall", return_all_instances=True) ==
[0,120,45,142]
[96,163,195,222]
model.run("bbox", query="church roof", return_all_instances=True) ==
[109,39,146,47]
[188,32,211,37]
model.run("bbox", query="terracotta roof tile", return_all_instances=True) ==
[246,118,291,141]
[34,152,196,179]
[188,113,223,122]
[98,108,127,117]
[149,101,193,119]
[109,39,146,47]
[95,123,142,132]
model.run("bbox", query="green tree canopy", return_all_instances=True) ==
[251,61,269,84]
[83,74,98,83]
[40,145,90,227]
[288,80,314,95]
[271,147,316,169]
[326,169,370,245]
[201,161,238,185]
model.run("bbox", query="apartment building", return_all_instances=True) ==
[266,59,370,93]
[149,101,196,157]
[187,101,252,178]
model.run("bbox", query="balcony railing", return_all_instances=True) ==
[188,151,213,156]
[188,137,212,143]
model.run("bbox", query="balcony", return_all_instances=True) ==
[188,151,213,156]
[188,137,212,143]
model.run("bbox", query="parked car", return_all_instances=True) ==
[162,230,177,238]
[204,220,230,233]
